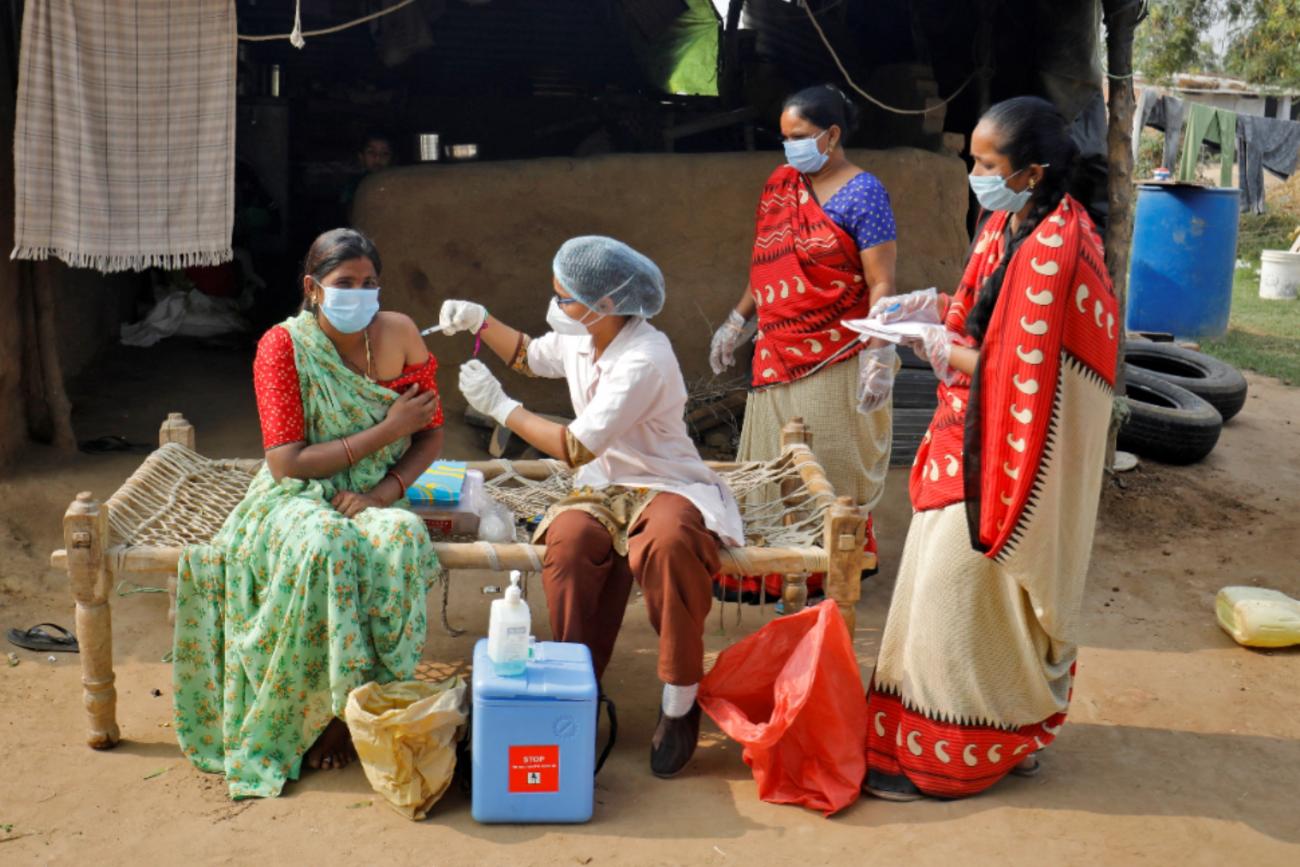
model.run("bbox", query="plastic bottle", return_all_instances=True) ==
[1216,586,1300,648]
[487,571,531,676]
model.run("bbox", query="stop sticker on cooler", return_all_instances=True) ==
[508,745,560,793]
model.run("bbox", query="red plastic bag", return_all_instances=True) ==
[699,601,867,816]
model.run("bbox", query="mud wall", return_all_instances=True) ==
[354,148,969,413]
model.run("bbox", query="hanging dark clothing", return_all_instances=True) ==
[1133,91,1187,171]
[1235,114,1300,214]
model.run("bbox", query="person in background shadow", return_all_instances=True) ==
[339,130,394,221]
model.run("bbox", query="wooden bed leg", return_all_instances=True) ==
[780,417,809,448]
[781,573,808,614]
[159,413,193,627]
[824,496,866,636]
[779,418,811,613]
[65,492,120,750]
[159,412,195,449]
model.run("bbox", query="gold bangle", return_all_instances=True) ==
[341,436,356,466]
[387,469,407,496]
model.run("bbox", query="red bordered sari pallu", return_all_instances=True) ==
[747,165,869,388]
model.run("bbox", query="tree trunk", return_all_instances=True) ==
[1102,0,1145,469]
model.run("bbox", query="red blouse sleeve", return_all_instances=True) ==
[252,326,306,449]
[379,355,444,430]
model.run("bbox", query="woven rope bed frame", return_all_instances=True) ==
[50,413,869,750]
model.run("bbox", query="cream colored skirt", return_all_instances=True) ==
[873,503,1076,727]
[736,356,892,510]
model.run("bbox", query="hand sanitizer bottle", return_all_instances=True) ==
[487,571,530,676]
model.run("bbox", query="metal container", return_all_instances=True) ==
[418,133,441,162]
[1127,184,1240,338]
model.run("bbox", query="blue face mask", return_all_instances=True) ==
[315,280,380,334]
[968,165,1047,213]
[783,130,829,175]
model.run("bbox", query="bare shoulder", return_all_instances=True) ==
[376,309,420,335]
[376,311,428,363]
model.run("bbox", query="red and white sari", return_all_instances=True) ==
[726,166,885,602]
[866,195,1118,798]
[747,165,871,387]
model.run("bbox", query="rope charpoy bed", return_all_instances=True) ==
[50,413,869,750]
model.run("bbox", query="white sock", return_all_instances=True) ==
[661,682,698,718]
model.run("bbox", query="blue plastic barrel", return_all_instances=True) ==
[1126,184,1240,338]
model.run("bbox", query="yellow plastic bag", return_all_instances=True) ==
[344,677,468,820]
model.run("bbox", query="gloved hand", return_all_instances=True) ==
[868,287,945,325]
[709,310,752,375]
[458,360,521,426]
[438,300,488,336]
[856,344,897,414]
[903,324,958,385]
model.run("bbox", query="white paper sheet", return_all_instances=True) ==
[839,316,934,344]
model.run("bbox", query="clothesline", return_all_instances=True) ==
[1133,87,1300,215]
[237,0,418,48]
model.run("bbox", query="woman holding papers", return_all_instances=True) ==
[710,84,898,586]
[864,97,1119,800]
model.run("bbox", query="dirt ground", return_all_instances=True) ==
[1,338,1298,865]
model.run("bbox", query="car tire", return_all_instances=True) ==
[893,367,940,409]
[1122,342,1248,422]
[890,407,935,467]
[1118,366,1223,465]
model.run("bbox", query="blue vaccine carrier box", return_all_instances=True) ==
[471,638,597,823]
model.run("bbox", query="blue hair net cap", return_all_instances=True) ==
[552,235,665,318]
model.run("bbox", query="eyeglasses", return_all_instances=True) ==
[554,296,582,306]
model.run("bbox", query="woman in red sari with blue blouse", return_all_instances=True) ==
[711,85,898,599]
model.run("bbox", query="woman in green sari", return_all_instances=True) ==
[173,229,444,799]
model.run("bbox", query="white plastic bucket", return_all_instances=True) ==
[1259,250,1300,300]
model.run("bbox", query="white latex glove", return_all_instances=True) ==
[903,323,958,385]
[709,310,752,375]
[856,344,897,414]
[438,300,488,336]
[868,287,943,325]
[458,359,521,426]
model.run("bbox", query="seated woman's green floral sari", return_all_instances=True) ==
[173,311,440,799]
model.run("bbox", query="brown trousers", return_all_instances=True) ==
[541,493,719,685]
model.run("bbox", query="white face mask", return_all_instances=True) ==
[547,296,596,336]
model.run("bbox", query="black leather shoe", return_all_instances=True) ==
[650,702,701,778]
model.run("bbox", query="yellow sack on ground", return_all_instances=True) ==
[344,677,468,820]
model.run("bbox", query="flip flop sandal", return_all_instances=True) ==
[865,784,926,802]
[863,769,928,801]
[1011,753,1041,777]
[78,435,153,455]
[6,622,79,653]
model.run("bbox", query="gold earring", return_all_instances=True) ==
[1028,178,1037,190]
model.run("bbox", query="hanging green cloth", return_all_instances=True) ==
[630,0,720,97]
[1177,102,1237,187]
[173,311,440,799]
